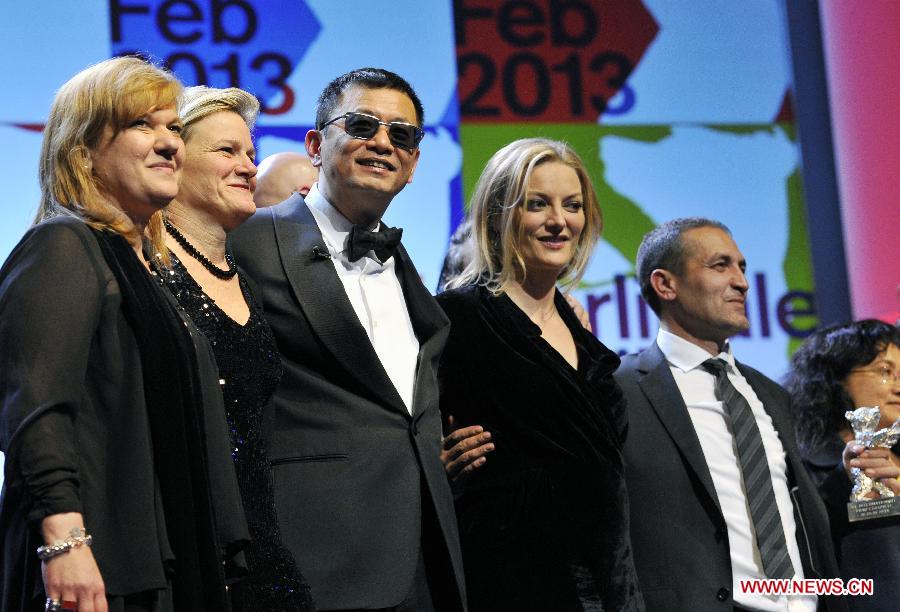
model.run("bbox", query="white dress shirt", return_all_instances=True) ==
[657,329,816,612]
[305,184,419,413]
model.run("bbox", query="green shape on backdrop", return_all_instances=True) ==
[459,124,667,271]
[459,122,818,361]
[783,166,818,350]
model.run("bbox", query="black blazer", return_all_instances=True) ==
[0,217,247,610]
[615,342,845,612]
[230,194,465,610]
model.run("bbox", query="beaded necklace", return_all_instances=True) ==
[164,218,237,279]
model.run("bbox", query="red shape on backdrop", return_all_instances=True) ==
[774,90,794,124]
[455,0,658,123]
[1,122,45,133]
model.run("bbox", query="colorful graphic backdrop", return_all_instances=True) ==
[456,0,815,371]
[0,0,819,479]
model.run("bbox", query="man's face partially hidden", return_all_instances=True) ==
[306,85,420,227]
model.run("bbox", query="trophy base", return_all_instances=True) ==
[848,496,900,522]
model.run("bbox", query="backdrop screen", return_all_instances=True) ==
[0,1,815,481]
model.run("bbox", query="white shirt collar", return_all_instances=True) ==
[304,183,353,257]
[657,328,736,373]
[305,183,389,266]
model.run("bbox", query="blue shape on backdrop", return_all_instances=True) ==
[110,0,320,113]
[256,125,311,142]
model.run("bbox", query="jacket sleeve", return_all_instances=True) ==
[817,462,853,539]
[0,221,106,524]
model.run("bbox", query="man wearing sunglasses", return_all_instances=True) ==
[231,68,465,611]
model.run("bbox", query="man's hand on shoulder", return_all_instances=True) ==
[564,293,591,332]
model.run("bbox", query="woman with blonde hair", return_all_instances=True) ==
[0,58,247,612]
[150,85,314,611]
[438,138,643,610]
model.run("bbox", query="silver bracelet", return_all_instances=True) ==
[36,527,93,561]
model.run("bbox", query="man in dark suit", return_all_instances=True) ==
[440,217,849,610]
[231,68,464,611]
[618,217,844,611]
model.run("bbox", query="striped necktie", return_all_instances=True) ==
[702,358,796,580]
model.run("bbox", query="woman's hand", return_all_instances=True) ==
[843,442,900,496]
[41,513,107,612]
[881,450,900,495]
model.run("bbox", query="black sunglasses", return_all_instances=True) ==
[320,112,425,151]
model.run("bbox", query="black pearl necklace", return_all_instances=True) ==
[164,218,237,279]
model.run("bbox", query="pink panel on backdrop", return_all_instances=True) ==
[820,0,900,321]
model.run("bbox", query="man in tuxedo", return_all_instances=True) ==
[617,217,844,611]
[231,68,464,611]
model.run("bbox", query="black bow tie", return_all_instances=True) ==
[346,224,403,262]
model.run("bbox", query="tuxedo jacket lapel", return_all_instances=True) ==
[636,343,722,515]
[271,198,406,414]
[393,246,447,347]
[389,246,450,417]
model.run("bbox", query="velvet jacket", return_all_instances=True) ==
[437,285,644,611]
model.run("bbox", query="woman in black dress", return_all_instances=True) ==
[785,320,900,612]
[148,86,314,611]
[0,58,248,612]
[438,138,644,610]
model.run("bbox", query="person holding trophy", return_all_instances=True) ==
[786,319,900,611]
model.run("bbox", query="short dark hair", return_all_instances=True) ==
[785,319,900,458]
[636,217,730,314]
[315,67,425,130]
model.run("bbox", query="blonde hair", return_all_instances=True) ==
[147,85,261,267]
[447,138,602,294]
[179,85,259,143]
[35,56,182,252]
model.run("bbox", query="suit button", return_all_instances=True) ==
[716,587,730,602]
